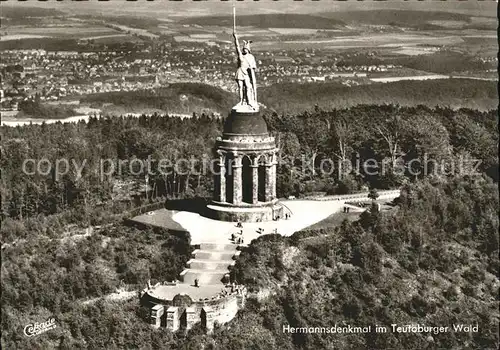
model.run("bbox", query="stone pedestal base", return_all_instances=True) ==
[206,200,284,223]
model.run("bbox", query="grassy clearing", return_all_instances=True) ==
[306,211,360,230]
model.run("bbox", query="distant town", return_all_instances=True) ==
[1,7,496,114]
[0,45,385,109]
[2,40,495,112]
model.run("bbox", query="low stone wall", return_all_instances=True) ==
[143,286,247,332]
[301,189,401,201]
[192,292,242,330]
[206,202,284,223]
[123,201,167,227]
[141,190,401,332]
[129,201,166,217]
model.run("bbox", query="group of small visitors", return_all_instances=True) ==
[232,217,288,240]
[220,282,242,297]
[231,224,244,244]
[343,206,351,213]
[273,213,291,221]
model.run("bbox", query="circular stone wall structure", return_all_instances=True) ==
[207,107,283,222]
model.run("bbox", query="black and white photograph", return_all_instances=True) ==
[0,0,498,349]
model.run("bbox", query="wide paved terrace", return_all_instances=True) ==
[137,191,400,302]
[147,283,227,302]
[131,190,400,246]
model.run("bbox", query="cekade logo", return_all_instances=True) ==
[23,318,57,337]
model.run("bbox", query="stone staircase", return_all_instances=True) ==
[179,243,239,286]
[187,259,235,270]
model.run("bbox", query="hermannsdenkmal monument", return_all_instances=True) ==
[206,20,284,223]
[138,10,280,332]
[135,9,401,333]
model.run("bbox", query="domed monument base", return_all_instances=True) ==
[209,106,281,223]
[207,200,284,223]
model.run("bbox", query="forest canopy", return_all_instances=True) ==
[1,104,497,226]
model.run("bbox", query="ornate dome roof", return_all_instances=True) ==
[223,109,269,135]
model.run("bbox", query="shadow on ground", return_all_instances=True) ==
[165,197,211,216]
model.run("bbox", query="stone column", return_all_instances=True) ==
[264,162,273,202]
[151,305,164,329]
[251,162,259,204]
[166,306,179,331]
[218,154,226,202]
[232,155,243,204]
[185,307,196,330]
[202,307,215,333]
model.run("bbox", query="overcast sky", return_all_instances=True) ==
[4,0,495,18]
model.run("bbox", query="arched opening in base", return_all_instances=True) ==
[242,156,252,203]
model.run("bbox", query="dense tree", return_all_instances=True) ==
[225,176,499,350]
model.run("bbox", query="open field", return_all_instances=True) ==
[156,25,177,35]
[91,35,143,45]
[1,8,495,57]
[257,32,466,51]
[174,37,208,43]
[469,16,497,26]
[79,34,130,41]
[370,75,449,83]
[428,20,469,28]
[370,75,496,83]
[320,10,496,29]
[182,14,345,29]
[1,115,91,127]
[269,28,320,35]
[456,36,497,56]
[0,111,194,127]
[189,33,217,39]
[0,34,51,41]
[2,25,121,40]
[3,26,116,35]
[392,46,440,56]
[306,212,360,230]
[107,24,159,39]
